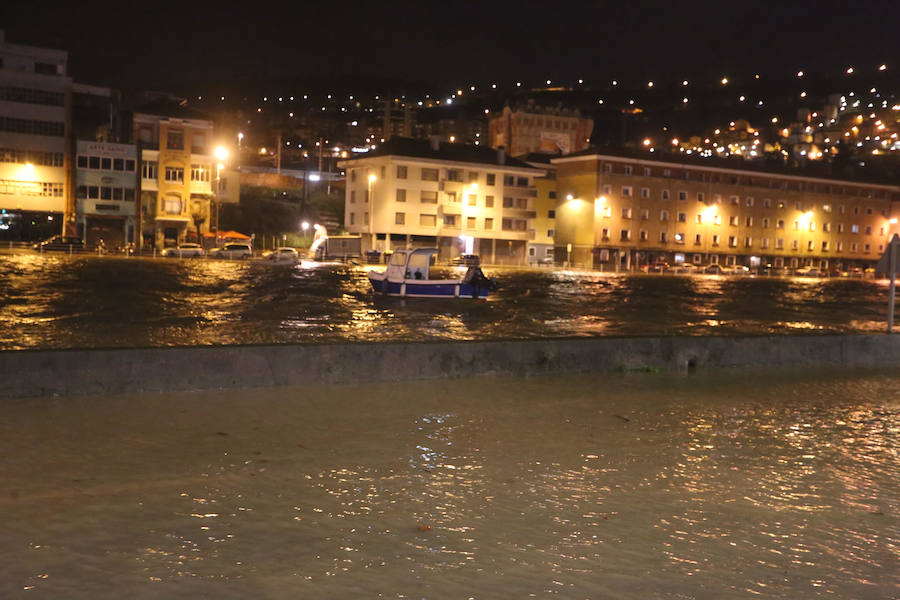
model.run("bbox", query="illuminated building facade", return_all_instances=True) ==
[339,137,544,265]
[489,103,593,156]
[133,101,216,249]
[553,149,900,271]
[0,30,71,239]
[74,140,137,247]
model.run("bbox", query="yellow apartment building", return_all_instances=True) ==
[339,137,545,265]
[553,149,900,272]
[133,100,218,249]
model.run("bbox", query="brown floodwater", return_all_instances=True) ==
[0,368,898,598]
[0,254,892,350]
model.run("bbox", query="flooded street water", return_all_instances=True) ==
[0,254,892,350]
[1,369,898,598]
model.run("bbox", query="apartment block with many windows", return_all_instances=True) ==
[133,100,216,249]
[553,149,900,271]
[0,29,71,240]
[338,137,544,265]
[75,140,137,247]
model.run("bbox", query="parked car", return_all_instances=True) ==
[673,263,697,274]
[795,266,823,277]
[33,235,84,252]
[451,254,480,266]
[264,247,299,263]
[703,263,725,274]
[641,262,669,273]
[209,243,252,259]
[727,265,751,275]
[161,243,205,258]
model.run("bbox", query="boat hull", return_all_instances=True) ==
[368,272,490,299]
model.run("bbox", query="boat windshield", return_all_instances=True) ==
[389,252,407,266]
[407,252,431,278]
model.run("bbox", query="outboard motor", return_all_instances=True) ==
[462,266,496,298]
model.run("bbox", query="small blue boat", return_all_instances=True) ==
[368,248,495,299]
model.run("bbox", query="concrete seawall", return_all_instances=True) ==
[3,334,900,399]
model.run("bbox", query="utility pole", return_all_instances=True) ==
[276,132,282,174]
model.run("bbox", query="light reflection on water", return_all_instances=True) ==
[0,369,898,597]
[0,254,892,349]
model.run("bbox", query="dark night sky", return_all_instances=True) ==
[2,0,898,95]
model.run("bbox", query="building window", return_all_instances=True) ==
[729,216,738,226]
[468,172,478,183]
[807,240,814,251]
[420,214,436,227]
[697,192,704,202]
[745,216,753,227]
[486,173,495,185]
[484,217,493,229]
[446,169,462,182]
[89,156,100,169]
[662,189,670,200]
[396,189,406,202]
[547,229,554,238]
[622,207,632,219]
[601,228,609,240]
[712,235,720,246]
[694,234,702,245]
[467,216,476,228]
[745,197,754,207]
[164,166,184,183]
[640,229,648,241]
[659,231,668,243]
[191,133,206,154]
[420,190,438,203]
[485,195,494,207]
[350,212,355,225]
[641,187,650,199]
[350,190,356,203]
[468,194,477,206]
[677,212,686,223]
[660,210,669,221]
[744,237,752,248]
[822,241,829,252]
[865,225,872,235]
[695,213,703,224]
[621,186,632,198]
[761,238,769,249]
[421,168,439,181]
[623,165,632,175]
[792,239,799,250]
[101,157,112,170]
[603,163,612,173]
[851,224,859,233]
[728,236,737,247]
[776,238,784,249]
[163,194,182,214]
[730,195,739,205]
[166,129,184,150]
[641,208,649,220]
[396,165,407,179]
[190,164,210,182]
[602,184,612,195]
[777,219,784,229]
[142,161,157,180]
[395,212,405,225]
[678,191,687,201]
[762,218,769,228]
[620,229,631,241]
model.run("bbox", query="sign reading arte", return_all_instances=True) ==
[81,142,132,158]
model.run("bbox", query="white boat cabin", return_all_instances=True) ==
[385,248,438,282]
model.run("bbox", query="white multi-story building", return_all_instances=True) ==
[75,140,138,247]
[0,29,71,239]
[339,137,544,264]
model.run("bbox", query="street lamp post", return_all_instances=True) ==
[368,173,376,251]
[213,146,229,247]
